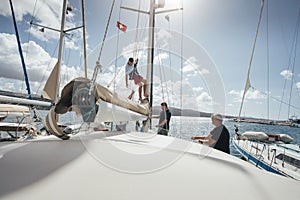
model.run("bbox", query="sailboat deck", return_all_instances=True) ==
[0,132,300,199]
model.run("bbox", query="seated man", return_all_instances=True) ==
[191,114,230,154]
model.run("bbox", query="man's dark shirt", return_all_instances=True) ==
[210,125,230,154]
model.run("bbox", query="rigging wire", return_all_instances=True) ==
[266,0,270,121]
[155,1,184,136]
[35,42,60,94]
[157,47,166,101]
[287,8,300,119]
[133,0,142,58]
[166,15,174,107]
[251,86,300,111]
[10,0,37,96]
[110,0,123,92]
[108,0,148,94]
[90,0,116,89]
[96,0,115,62]
[278,8,300,119]
[31,0,46,20]
[178,0,184,137]
[135,15,149,75]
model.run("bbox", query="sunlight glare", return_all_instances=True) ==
[164,0,181,9]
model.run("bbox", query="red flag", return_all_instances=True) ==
[116,21,127,32]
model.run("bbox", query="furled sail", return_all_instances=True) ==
[95,101,148,122]
[238,76,251,119]
[42,61,59,101]
[238,0,265,120]
[45,77,149,139]
[54,77,149,117]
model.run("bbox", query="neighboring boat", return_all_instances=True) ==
[289,115,300,128]
[233,131,300,180]
[0,104,37,141]
[233,0,300,180]
[1,0,300,199]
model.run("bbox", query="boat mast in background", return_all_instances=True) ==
[41,0,87,102]
[81,0,88,78]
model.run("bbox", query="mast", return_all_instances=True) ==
[40,1,87,102]
[121,0,181,129]
[9,0,32,100]
[146,0,156,120]
[81,0,88,78]
[55,0,68,103]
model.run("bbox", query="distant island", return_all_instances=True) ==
[152,106,295,127]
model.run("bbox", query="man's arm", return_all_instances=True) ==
[201,134,216,146]
[156,119,167,127]
[150,115,160,119]
[125,74,128,88]
[191,134,216,146]
[191,136,206,140]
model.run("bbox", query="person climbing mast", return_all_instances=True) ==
[125,57,148,101]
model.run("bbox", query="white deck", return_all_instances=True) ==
[0,132,299,199]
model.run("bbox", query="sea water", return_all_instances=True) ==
[35,111,300,159]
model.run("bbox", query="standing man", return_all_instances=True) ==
[125,57,148,101]
[152,102,172,136]
[191,114,230,154]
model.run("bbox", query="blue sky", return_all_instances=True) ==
[0,0,299,120]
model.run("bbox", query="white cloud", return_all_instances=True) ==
[229,89,266,102]
[155,52,169,64]
[193,87,204,93]
[280,69,293,80]
[0,0,62,41]
[155,29,172,49]
[197,92,212,102]
[0,33,84,94]
[121,41,147,59]
[247,90,267,100]
[195,92,213,112]
[182,56,210,77]
[0,33,54,81]
[0,0,82,48]
[296,82,300,89]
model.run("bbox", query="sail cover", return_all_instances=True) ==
[45,77,149,139]
[54,77,149,118]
